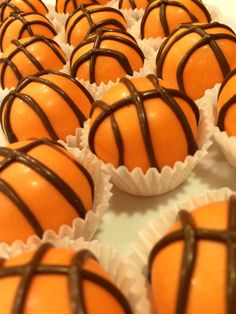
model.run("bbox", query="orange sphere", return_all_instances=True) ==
[0,36,66,89]
[156,22,236,100]
[0,244,132,314]
[148,196,236,314]
[0,0,48,22]
[55,0,110,14]
[118,0,150,10]
[217,69,236,136]
[0,70,94,142]
[70,28,144,84]
[89,75,199,172]
[0,12,56,51]
[65,4,127,46]
[141,0,211,38]
[0,138,94,244]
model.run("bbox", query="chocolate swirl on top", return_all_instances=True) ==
[0,0,48,22]
[0,138,94,236]
[0,35,66,89]
[217,68,236,131]
[89,75,199,171]
[70,27,144,84]
[156,22,236,94]
[148,196,236,314]
[141,0,211,38]
[0,12,56,51]
[0,244,132,314]
[65,4,126,45]
[55,0,99,13]
[0,69,93,142]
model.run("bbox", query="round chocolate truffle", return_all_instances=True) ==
[118,0,150,10]
[55,0,111,14]
[217,69,236,136]
[0,35,66,89]
[89,75,199,172]
[65,4,127,46]
[0,138,94,244]
[0,70,93,142]
[156,22,236,100]
[148,196,236,314]
[141,0,211,39]
[0,12,56,52]
[0,0,48,23]
[70,28,144,85]
[0,244,132,313]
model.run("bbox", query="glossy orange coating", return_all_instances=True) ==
[0,36,66,89]
[0,139,94,244]
[65,4,127,46]
[0,12,56,52]
[156,22,236,100]
[0,0,48,22]
[55,0,110,14]
[140,0,211,39]
[0,70,94,142]
[70,28,144,85]
[118,0,150,10]
[150,200,231,314]
[216,69,236,136]
[0,246,131,314]
[89,75,199,172]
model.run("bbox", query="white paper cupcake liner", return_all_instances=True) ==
[0,237,147,314]
[129,187,236,314]
[196,82,236,169]
[0,141,113,249]
[71,99,212,196]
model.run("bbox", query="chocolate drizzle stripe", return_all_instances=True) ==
[0,36,66,89]
[217,94,236,131]
[156,23,236,93]
[218,68,236,98]
[12,243,52,314]
[89,79,198,168]
[18,19,56,39]
[0,244,132,314]
[66,5,126,44]
[2,91,59,142]
[148,196,236,314]
[0,139,88,219]
[0,178,44,237]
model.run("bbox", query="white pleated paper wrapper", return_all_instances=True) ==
[68,99,212,196]
[129,187,236,314]
[0,237,148,314]
[0,140,113,250]
[196,82,236,169]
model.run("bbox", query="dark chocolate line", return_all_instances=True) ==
[0,244,132,314]
[0,57,22,88]
[217,94,236,131]
[218,68,236,98]
[12,243,52,314]
[0,178,44,237]
[148,196,236,314]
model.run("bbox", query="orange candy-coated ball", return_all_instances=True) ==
[149,197,236,314]
[55,0,110,14]
[89,75,199,172]
[0,244,133,314]
[217,69,236,136]
[0,12,56,51]
[0,0,48,22]
[0,70,94,142]
[0,36,66,89]
[141,0,211,38]
[0,138,94,244]
[70,28,144,85]
[65,4,127,46]
[156,22,236,100]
